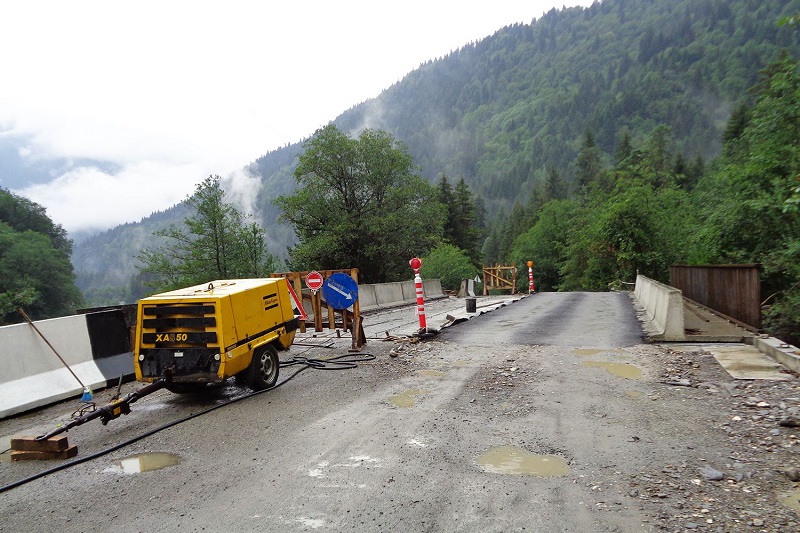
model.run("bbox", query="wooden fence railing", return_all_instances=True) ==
[669,264,761,329]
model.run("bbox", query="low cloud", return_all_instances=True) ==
[15,161,207,234]
[223,168,263,218]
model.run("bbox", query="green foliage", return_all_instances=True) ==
[503,125,695,292]
[762,229,800,346]
[0,285,38,321]
[575,130,603,191]
[500,51,800,339]
[509,199,579,291]
[67,0,800,345]
[786,181,800,213]
[593,184,683,283]
[0,193,84,324]
[691,57,800,263]
[438,175,484,267]
[0,188,71,255]
[420,244,479,291]
[73,0,800,304]
[336,0,800,215]
[689,55,800,340]
[137,175,278,293]
[0,190,84,323]
[276,125,445,283]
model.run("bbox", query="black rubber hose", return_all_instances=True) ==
[0,352,376,495]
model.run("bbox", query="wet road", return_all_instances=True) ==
[445,291,644,347]
[1,292,668,532]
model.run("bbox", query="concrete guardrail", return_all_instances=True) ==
[634,274,685,341]
[0,310,133,419]
[363,279,443,311]
[751,336,800,374]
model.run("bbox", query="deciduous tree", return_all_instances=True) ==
[420,244,479,291]
[276,125,445,283]
[137,175,277,292]
[0,190,83,324]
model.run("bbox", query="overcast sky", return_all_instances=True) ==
[0,1,594,236]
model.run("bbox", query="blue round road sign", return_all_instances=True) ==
[321,273,359,310]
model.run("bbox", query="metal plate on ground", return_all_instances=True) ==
[711,346,792,380]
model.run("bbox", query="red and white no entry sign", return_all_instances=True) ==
[305,271,324,292]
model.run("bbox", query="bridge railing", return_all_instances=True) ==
[669,264,761,329]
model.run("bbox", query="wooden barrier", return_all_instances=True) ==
[670,264,761,329]
[272,268,366,350]
[482,265,517,295]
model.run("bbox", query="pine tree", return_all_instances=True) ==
[575,130,603,191]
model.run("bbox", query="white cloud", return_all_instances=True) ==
[1,0,594,234]
[18,161,204,233]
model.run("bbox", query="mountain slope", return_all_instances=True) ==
[72,0,800,305]
[337,0,800,209]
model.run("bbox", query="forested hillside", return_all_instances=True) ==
[73,0,800,308]
[336,0,800,210]
[0,189,83,323]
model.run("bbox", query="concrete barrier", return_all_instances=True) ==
[357,279,443,311]
[0,310,134,420]
[423,279,443,299]
[751,336,800,374]
[634,274,685,341]
[357,284,377,309]
[373,282,407,308]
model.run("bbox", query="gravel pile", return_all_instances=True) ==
[634,347,800,532]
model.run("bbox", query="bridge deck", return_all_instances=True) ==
[682,299,755,342]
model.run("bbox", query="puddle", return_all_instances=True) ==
[114,452,182,474]
[476,445,570,477]
[573,348,605,357]
[388,389,426,408]
[419,370,446,378]
[582,361,643,380]
[625,391,644,398]
[780,489,800,512]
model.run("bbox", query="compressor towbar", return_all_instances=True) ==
[35,379,168,441]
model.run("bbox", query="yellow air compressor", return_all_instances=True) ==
[134,278,299,392]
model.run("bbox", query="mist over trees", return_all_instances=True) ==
[274,125,486,285]
[336,0,800,216]
[136,175,279,293]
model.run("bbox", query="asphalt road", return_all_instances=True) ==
[0,292,749,532]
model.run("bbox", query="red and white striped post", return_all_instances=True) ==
[527,260,535,293]
[409,257,427,331]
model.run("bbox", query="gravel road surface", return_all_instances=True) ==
[1,292,799,532]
